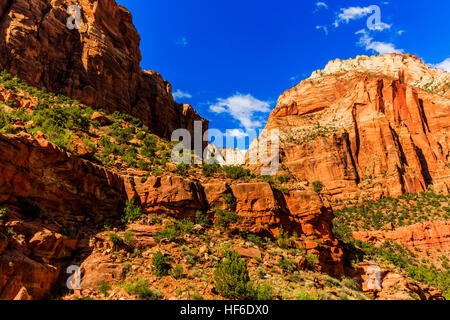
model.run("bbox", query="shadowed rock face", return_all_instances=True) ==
[250,54,450,201]
[0,0,208,140]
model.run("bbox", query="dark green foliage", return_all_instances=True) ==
[122,200,142,224]
[223,166,253,180]
[174,163,189,176]
[312,180,324,194]
[154,218,194,242]
[277,175,291,183]
[195,210,211,226]
[108,233,123,245]
[62,227,77,239]
[170,265,184,279]
[141,135,158,158]
[202,162,222,177]
[124,278,162,300]
[277,256,296,273]
[111,111,142,127]
[152,251,171,276]
[214,251,252,299]
[97,283,111,297]
[214,207,241,228]
[222,193,237,211]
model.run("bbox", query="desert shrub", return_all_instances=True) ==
[123,231,134,245]
[312,180,324,194]
[97,283,111,297]
[170,265,184,279]
[154,218,193,242]
[152,251,171,276]
[295,289,321,300]
[277,256,296,273]
[124,278,162,300]
[108,233,123,245]
[277,175,291,183]
[141,135,158,158]
[111,111,142,127]
[122,200,142,224]
[247,234,263,247]
[253,283,274,300]
[202,162,222,177]
[222,193,237,211]
[304,253,319,270]
[174,163,189,176]
[223,166,252,180]
[111,123,135,144]
[214,250,252,299]
[195,210,211,226]
[276,227,291,249]
[99,137,124,156]
[214,207,240,228]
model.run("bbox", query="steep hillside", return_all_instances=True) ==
[0,0,207,140]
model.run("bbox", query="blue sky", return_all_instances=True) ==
[117,0,450,148]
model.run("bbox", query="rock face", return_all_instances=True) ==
[204,182,345,277]
[353,262,444,300]
[0,0,207,139]
[250,54,450,201]
[353,221,450,256]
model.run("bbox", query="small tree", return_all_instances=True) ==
[122,200,142,224]
[152,251,171,276]
[214,251,252,299]
[312,180,324,194]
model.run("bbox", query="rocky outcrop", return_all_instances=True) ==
[250,54,450,201]
[204,182,345,277]
[352,262,444,300]
[0,0,207,140]
[353,221,450,256]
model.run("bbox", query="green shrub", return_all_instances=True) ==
[223,166,252,180]
[295,289,321,300]
[304,253,319,270]
[214,251,253,299]
[108,233,123,245]
[152,251,171,276]
[122,200,142,224]
[123,231,134,245]
[174,163,189,176]
[195,210,211,226]
[141,135,158,158]
[214,208,240,228]
[253,283,274,300]
[97,283,111,297]
[277,256,296,273]
[202,162,222,177]
[170,265,184,279]
[277,175,291,183]
[222,193,237,211]
[124,278,162,300]
[312,180,324,194]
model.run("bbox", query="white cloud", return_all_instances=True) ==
[334,6,373,27]
[176,37,188,47]
[334,6,391,31]
[172,89,192,99]
[356,29,403,55]
[209,93,271,130]
[430,57,450,72]
[316,2,328,9]
[397,30,405,35]
[316,25,329,35]
[225,129,249,138]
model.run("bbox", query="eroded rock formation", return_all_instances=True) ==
[250,54,450,201]
[0,0,207,139]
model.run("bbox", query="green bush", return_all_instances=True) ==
[97,283,111,297]
[170,265,184,279]
[223,166,252,180]
[277,175,291,183]
[195,210,211,226]
[152,251,171,276]
[141,135,158,158]
[312,180,324,194]
[122,200,142,224]
[123,231,134,245]
[214,251,253,299]
[174,163,189,176]
[253,283,274,300]
[214,208,240,228]
[108,233,123,245]
[222,193,237,211]
[295,289,321,300]
[202,162,222,177]
[124,278,162,300]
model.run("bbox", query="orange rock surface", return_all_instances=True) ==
[0,0,207,140]
[250,54,450,201]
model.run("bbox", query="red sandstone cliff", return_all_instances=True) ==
[0,0,207,139]
[250,54,450,201]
